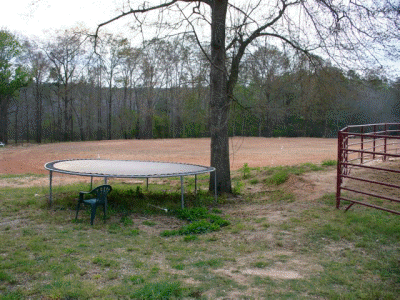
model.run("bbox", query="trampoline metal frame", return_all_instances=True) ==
[45,159,217,208]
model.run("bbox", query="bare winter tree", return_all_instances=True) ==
[46,29,88,141]
[97,34,127,140]
[95,0,400,193]
[24,40,49,143]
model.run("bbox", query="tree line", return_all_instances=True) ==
[1,28,398,145]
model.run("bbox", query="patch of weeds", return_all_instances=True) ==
[262,222,271,229]
[175,207,209,221]
[279,223,292,230]
[131,259,145,269]
[193,258,224,268]
[120,216,133,226]
[150,266,160,275]
[254,217,266,223]
[252,261,273,268]
[172,263,186,270]
[230,222,248,234]
[22,228,37,237]
[275,254,290,262]
[263,163,325,186]
[183,235,198,242]
[0,290,25,299]
[253,276,276,286]
[40,278,94,300]
[0,270,17,284]
[131,281,183,300]
[161,207,230,237]
[207,235,219,242]
[107,270,119,280]
[301,162,324,172]
[250,178,259,185]
[268,190,295,203]
[62,248,78,255]
[129,275,145,285]
[182,220,220,235]
[322,159,337,166]
[0,173,45,179]
[267,169,289,185]
[208,214,230,227]
[320,193,336,206]
[232,180,245,195]
[142,220,157,226]
[108,223,122,234]
[92,257,119,268]
[211,208,222,214]
[126,229,140,236]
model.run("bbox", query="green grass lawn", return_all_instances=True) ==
[0,163,399,299]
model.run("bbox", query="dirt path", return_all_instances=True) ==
[0,137,337,188]
[0,137,337,174]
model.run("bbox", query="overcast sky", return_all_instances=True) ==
[1,0,398,77]
[0,0,126,38]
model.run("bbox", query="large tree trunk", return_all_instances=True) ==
[209,0,231,193]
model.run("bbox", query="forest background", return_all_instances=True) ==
[1,27,399,145]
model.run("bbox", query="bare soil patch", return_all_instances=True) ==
[0,137,337,175]
[0,137,336,184]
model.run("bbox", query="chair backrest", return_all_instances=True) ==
[91,185,112,204]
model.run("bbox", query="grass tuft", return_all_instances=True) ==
[131,281,183,300]
[322,159,337,166]
[161,207,230,236]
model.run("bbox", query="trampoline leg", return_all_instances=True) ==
[104,177,108,184]
[195,175,197,197]
[90,176,93,190]
[214,171,217,205]
[181,176,184,209]
[49,170,53,206]
[146,178,149,190]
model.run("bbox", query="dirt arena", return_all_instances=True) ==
[0,137,337,175]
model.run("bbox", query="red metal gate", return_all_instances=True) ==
[336,123,400,215]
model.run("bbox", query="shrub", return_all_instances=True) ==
[267,170,289,185]
[241,163,251,179]
[179,219,221,235]
[175,207,209,221]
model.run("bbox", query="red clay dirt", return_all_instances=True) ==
[0,137,337,175]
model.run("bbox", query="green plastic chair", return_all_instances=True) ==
[75,185,112,225]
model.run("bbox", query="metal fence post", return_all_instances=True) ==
[360,126,364,164]
[373,124,376,159]
[336,130,343,209]
[384,123,388,161]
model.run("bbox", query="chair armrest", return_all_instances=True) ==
[79,191,91,202]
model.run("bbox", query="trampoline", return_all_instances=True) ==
[45,159,217,208]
